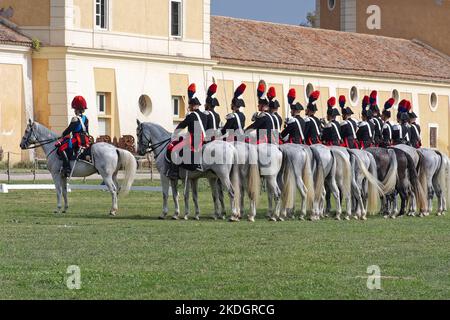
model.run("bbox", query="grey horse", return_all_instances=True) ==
[136,121,242,221]
[20,120,137,215]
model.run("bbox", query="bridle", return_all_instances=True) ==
[138,125,171,159]
[22,124,58,150]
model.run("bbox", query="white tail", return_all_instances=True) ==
[302,149,315,212]
[331,149,352,200]
[311,148,325,205]
[281,151,296,210]
[116,149,137,195]
[231,148,241,212]
[381,149,398,194]
[247,146,260,206]
[417,152,429,213]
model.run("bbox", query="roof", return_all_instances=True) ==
[0,20,32,47]
[211,16,450,84]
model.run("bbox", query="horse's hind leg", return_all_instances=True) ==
[160,176,170,219]
[217,179,226,219]
[103,176,118,216]
[191,179,200,220]
[208,178,221,220]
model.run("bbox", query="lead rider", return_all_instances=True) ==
[55,96,90,177]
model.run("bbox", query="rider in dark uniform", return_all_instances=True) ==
[322,97,342,146]
[392,100,410,145]
[245,82,275,144]
[267,87,283,132]
[167,83,208,177]
[281,88,305,144]
[409,111,422,149]
[204,84,221,130]
[356,96,375,149]
[339,95,358,149]
[56,96,90,177]
[304,91,322,145]
[369,90,383,147]
[379,98,395,148]
[221,83,246,142]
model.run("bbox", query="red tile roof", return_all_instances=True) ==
[211,16,450,84]
[0,21,32,47]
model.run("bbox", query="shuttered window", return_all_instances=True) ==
[430,127,437,148]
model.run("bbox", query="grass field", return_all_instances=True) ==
[0,180,449,300]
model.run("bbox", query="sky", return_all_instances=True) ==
[211,0,316,25]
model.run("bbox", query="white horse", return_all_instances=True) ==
[20,120,137,215]
[136,121,241,221]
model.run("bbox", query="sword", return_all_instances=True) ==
[68,147,84,182]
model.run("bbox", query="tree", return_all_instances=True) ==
[300,11,318,28]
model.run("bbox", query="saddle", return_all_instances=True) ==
[166,135,204,175]
[56,133,94,163]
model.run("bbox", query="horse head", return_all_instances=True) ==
[136,121,171,156]
[20,119,37,150]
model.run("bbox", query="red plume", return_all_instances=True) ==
[327,97,336,108]
[257,83,265,98]
[188,83,196,99]
[207,83,217,97]
[267,87,276,101]
[406,100,412,112]
[234,83,246,98]
[309,90,320,102]
[288,88,296,105]
[339,95,346,108]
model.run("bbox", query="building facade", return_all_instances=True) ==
[0,0,449,164]
[317,0,450,57]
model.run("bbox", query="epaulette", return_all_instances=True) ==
[257,112,267,119]
[304,117,311,122]
[392,124,400,130]
[203,111,211,116]
[340,120,348,126]
[358,121,368,128]
[383,123,390,129]
[226,113,235,120]
[71,117,79,123]
[287,117,296,125]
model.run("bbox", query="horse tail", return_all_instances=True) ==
[331,149,352,201]
[405,151,427,213]
[311,147,325,204]
[231,146,241,212]
[247,145,260,206]
[281,150,296,210]
[348,150,383,214]
[382,149,398,195]
[116,148,137,195]
[434,150,447,210]
[446,155,450,209]
[417,151,429,213]
[302,149,315,212]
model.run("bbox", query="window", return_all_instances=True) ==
[172,96,182,117]
[305,83,314,99]
[328,0,336,11]
[430,92,438,111]
[170,0,182,37]
[429,126,438,148]
[350,86,359,105]
[392,89,399,105]
[95,0,108,29]
[139,95,152,116]
[98,118,107,136]
[97,93,106,114]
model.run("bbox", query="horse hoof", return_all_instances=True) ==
[345,216,351,221]
[278,217,285,222]
[158,215,166,220]
[269,217,277,222]
[171,215,179,220]
[383,215,389,219]
[183,216,189,220]
[248,217,255,223]
[336,217,341,221]
[194,216,200,221]
[299,216,305,221]
[229,216,239,222]
[110,211,117,217]
[362,216,367,221]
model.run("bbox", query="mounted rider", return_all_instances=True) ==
[267,87,283,133]
[322,97,343,146]
[245,81,275,144]
[204,83,221,141]
[221,83,246,142]
[379,98,395,148]
[55,96,90,177]
[408,109,422,149]
[369,90,383,147]
[281,88,305,144]
[166,83,208,177]
[392,99,411,145]
[356,95,375,149]
[304,90,322,145]
[339,95,358,149]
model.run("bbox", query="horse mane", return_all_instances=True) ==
[144,122,171,139]
[34,121,59,139]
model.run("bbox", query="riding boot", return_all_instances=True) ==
[166,162,179,179]
[62,151,71,177]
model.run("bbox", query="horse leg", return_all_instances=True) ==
[171,179,180,220]
[191,179,200,221]
[52,173,63,214]
[183,180,191,220]
[217,179,227,219]
[267,189,273,219]
[266,176,281,221]
[427,184,434,216]
[103,176,118,216]
[160,176,170,219]
[329,178,341,220]
[62,176,69,213]
[208,178,220,220]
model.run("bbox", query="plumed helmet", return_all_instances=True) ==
[72,96,87,110]
[288,88,296,106]
[339,95,346,109]
[327,97,336,109]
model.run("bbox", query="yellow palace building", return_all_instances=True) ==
[0,0,449,163]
